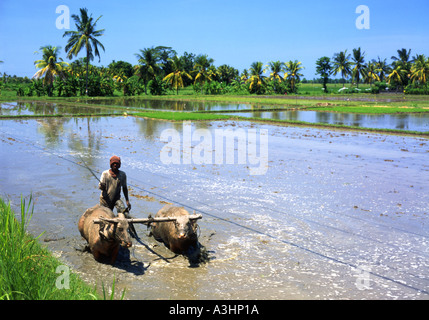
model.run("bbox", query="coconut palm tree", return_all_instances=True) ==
[163,56,192,95]
[266,61,285,93]
[351,47,365,88]
[247,61,266,94]
[33,45,68,96]
[284,60,304,93]
[193,54,214,94]
[240,69,249,83]
[391,48,412,65]
[387,63,408,90]
[391,48,413,87]
[266,61,285,82]
[63,8,105,95]
[410,54,429,86]
[332,50,352,88]
[134,47,161,94]
[363,61,380,87]
[373,57,390,82]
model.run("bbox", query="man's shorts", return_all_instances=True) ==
[100,198,130,217]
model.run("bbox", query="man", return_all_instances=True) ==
[99,155,131,216]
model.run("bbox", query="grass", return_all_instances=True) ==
[306,105,429,114]
[0,196,104,300]
[2,93,429,135]
[232,115,429,136]
[131,110,429,136]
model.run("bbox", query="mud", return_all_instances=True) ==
[1,115,428,299]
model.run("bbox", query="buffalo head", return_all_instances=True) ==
[95,215,132,248]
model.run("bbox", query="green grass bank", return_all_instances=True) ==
[0,196,100,300]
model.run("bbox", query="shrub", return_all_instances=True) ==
[148,76,167,95]
[404,83,428,95]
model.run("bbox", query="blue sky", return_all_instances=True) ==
[1,0,428,79]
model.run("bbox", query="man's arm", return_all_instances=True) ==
[122,173,131,210]
[99,172,106,190]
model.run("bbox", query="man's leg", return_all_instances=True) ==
[114,199,137,238]
[100,197,114,211]
[114,199,129,217]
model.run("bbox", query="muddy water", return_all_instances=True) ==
[81,98,256,112]
[3,101,429,132]
[228,110,429,132]
[77,99,429,132]
[0,101,121,116]
[1,116,429,300]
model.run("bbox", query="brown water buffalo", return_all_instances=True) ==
[78,204,132,264]
[149,205,199,254]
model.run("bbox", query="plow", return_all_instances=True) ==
[93,213,203,225]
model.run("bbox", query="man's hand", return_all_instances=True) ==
[126,200,131,211]
[99,182,106,191]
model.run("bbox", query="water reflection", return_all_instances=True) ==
[78,98,429,132]
[80,98,261,112]
[228,110,429,132]
[0,101,120,116]
[2,100,428,132]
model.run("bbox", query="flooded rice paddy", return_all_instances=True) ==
[228,110,429,132]
[1,102,429,300]
[2,100,429,132]
[0,101,121,116]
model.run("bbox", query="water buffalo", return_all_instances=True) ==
[78,204,132,264]
[149,205,199,254]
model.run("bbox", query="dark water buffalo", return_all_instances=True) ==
[149,205,199,254]
[78,204,132,264]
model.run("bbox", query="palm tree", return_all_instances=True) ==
[410,54,429,86]
[363,61,380,87]
[193,54,214,94]
[373,57,390,82]
[391,48,413,87]
[266,61,285,93]
[391,48,412,65]
[351,47,365,87]
[284,60,304,93]
[332,50,352,88]
[240,69,249,83]
[63,8,105,95]
[266,61,285,82]
[135,47,161,94]
[163,56,192,95]
[33,45,68,96]
[387,64,408,90]
[247,62,266,93]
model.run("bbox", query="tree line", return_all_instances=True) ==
[316,48,429,94]
[2,8,428,97]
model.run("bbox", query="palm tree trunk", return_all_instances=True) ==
[85,48,89,96]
